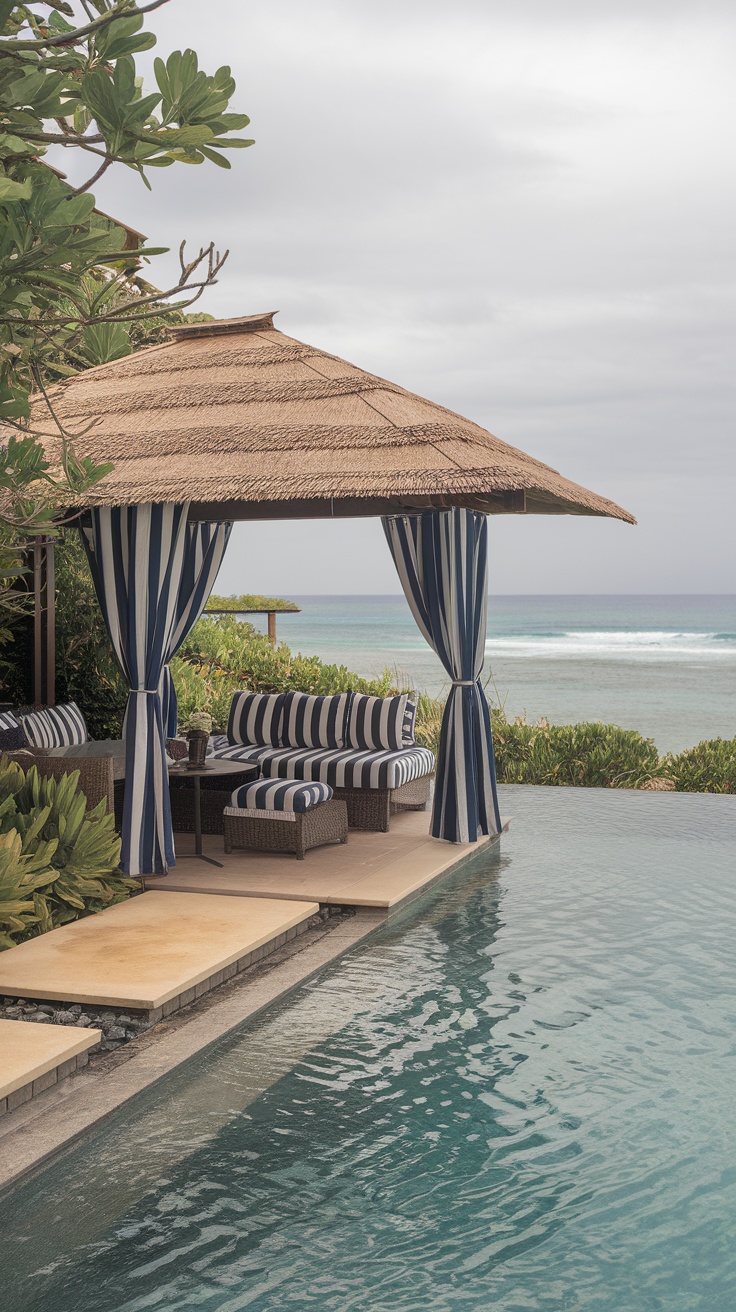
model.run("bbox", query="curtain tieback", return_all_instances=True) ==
[133,688,160,695]
[452,679,477,686]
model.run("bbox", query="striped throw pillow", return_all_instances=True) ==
[20,702,88,748]
[347,693,410,752]
[403,697,417,745]
[227,691,285,746]
[0,711,19,731]
[280,692,351,749]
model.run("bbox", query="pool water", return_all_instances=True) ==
[3,786,736,1311]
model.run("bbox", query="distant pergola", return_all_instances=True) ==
[32,312,635,875]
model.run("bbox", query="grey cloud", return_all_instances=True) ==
[69,0,736,593]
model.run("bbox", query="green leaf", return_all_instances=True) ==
[0,174,33,201]
[199,145,230,168]
[0,133,33,156]
[0,1,17,33]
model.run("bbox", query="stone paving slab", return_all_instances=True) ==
[146,810,510,910]
[0,1018,101,1102]
[0,892,318,1011]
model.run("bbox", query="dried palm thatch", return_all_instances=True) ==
[34,312,635,523]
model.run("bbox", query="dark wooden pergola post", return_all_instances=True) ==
[32,534,56,708]
[203,606,299,646]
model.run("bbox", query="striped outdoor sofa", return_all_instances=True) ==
[211,690,435,831]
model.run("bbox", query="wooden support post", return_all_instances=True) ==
[44,536,56,708]
[33,538,43,707]
[31,535,56,707]
[267,611,277,646]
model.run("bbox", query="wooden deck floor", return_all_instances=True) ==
[145,810,508,911]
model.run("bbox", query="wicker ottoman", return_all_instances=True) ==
[223,780,348,860]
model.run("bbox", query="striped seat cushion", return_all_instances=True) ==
[227,691,286,747]
[347,693,415,751]
[281,692,351,749]
[230,779,332,814]
[211,743,271,764]
[258,745,435,791]
[19,702,88,749]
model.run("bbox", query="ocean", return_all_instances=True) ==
[246,595,736,755]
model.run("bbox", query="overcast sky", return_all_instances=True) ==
[77,0,735,594]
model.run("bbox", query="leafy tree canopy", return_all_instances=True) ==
[0,1,251,647]
[0,0,252,422]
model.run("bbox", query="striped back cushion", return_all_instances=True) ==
[0,711,19,731]
[227,692,285,746]
[280,692,351,749]
[231,779,332,813]
[20,702,88,749]
[347,693,410,751]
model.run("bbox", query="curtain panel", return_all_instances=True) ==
[383,509,501,844]
[82,502,190,876]
[161,520,233,737]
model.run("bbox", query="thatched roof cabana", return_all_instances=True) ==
[36,312,635,524]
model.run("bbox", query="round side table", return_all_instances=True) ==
[168,758,259,867]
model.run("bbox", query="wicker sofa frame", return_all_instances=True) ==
[331,773,431,832]
[223,797,348,860]
[6,749,114,814]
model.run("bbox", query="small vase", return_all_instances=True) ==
[187,731,208,769]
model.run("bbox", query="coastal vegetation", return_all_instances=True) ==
[206,594,300,613]
[3,533,733,795]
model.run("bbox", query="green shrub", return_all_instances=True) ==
[13,549,736,795]
[172,616,405,728]
[53,530,128,739]
[0,757,137,950]
[413,690,446,755]
[666,737,736,794]
[491,717,663,789]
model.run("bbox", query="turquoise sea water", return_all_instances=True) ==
[3,786,735,1311]
[249,595,736,753]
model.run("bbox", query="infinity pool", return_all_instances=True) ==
[3,786,735,1311]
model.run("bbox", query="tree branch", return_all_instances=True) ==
[10,0,172,50]
[74,155,114,195]
[0,244,229,329]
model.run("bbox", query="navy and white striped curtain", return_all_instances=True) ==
[82,503,192,876]
[161,520,232,737]
[383,509,501,844]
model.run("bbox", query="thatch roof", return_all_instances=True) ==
[36,312,635,523]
